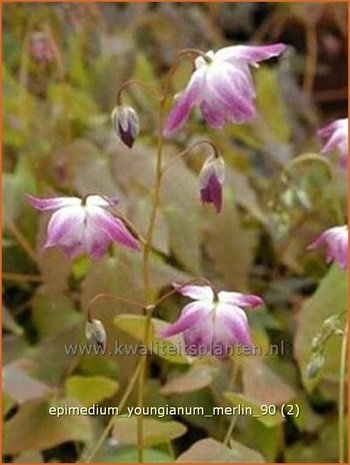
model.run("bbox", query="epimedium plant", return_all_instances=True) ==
[22,35,348,465]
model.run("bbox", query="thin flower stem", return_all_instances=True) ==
[116,79,162,105]
[137,95,167,464]
[280,153,344,224]
[161,48,207,101]
[303,22,318,97]
[166,48,208,82]
[161,139,220,175]
[223,415,238,447]
[338,320,348,463]
[85,292,145,322]
[136,47,209,462]
[281,153,333,178]
[3,272,42,283]
[82,358,143,463]
[223,361,240,446]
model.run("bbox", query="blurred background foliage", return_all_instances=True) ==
[2,2,348,463]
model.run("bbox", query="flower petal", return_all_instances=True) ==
[159,301,212,337]
[308,226,348,270]
[172,282,214,302]
[59,234,85,259]
[26,194,81,211]
[50,219,86,259]
[84,224,111,261]
[216,303,252,346]
[205,62,256,123]
[215,43,287,67]
[163,67,206,137]
[45,206,85,247]
[89,208,140,251]
[200,172,223,212]
[318,119,348,165]
[307,233,326,251]
[218,291,264,308]
[183,311,214,355]
[199,97,229,129]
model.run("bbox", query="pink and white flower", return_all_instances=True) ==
[308,225,348,270]
[164,43,286,137]
[199,155,225,213]
[159,283,263,357]
[26,194,140,260]
[318,118,348,168]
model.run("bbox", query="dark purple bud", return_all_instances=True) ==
[199,156,225,213]
[111,105,140,148]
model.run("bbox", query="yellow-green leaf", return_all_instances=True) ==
[65,375,118,407]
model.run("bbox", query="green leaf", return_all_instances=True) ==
[29,324,83,386]
[81,253,188,316]
[3,363,53,404]
[3,393,16,418]
[65,139,124,199]
[255,67,290,143]
[205,189,259,291]
[112,417,186,447]
[294,265,348,390]
[242,358,296,406]
[48,83,97,128]
[65,375,118,407]
[3,156,36,230]
[3,306,23,335]
[79,354,120,379]
[32,286,81,338]
[160,363,218,395]
[224,392,284,427]
[109,142,202,274]
[168,389,217,434]
[14,451,44,463]
[176,438,264,462]
[239,420,283,462]
[3,398,92,455]
[96,446,173,463]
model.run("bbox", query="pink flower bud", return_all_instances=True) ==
[111,105,140,148]
[199,156,225,213]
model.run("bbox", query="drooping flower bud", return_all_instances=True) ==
[199,156,225,213]
[111,105,140,148]
[306,353,325,379]
[85,319,107,351]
